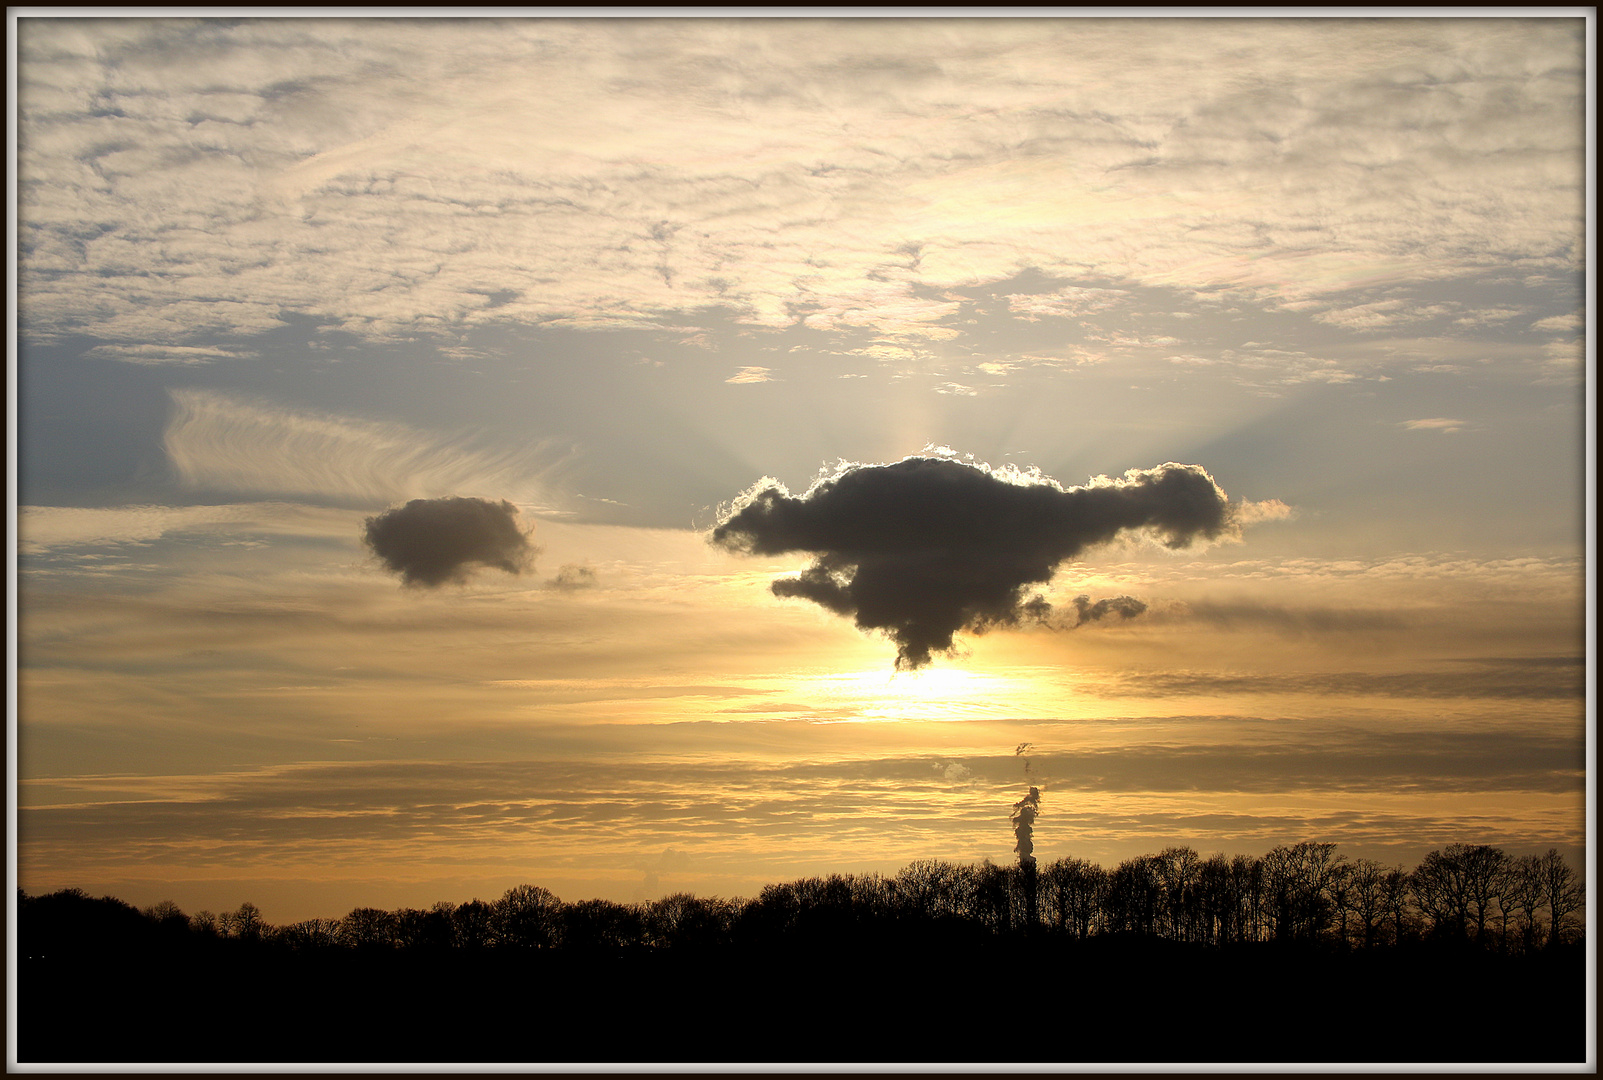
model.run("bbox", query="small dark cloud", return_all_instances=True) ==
[362,496,533,588]
[1072,594,1148,626]
[1154,601,1404,635]
[711,456,1234,669]
[548,564,598,591]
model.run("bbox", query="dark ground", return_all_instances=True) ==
[17,935,1589,1065]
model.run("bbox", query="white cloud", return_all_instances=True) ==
[1005,287,1127,321]
[1537,336,1585,384]
[725,366,773,384]
[1530,311,1583,333]
[1313,300,1464,330]
[1400,417,1470,434]
[162,388,572,508]
[83,344,256,365]
[16,18,1584,349]
[1233,499,1296,526]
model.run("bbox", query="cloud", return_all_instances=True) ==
[20,723,1580,915]
[1229,499,1295,526]
[164,389,569,508]
[15,20,1582,352]
[1071,594,1148,626]
[362,496,534,588]
[1150,600,1407,636]
[83,344,255,365]
[1103,660,1583,701]
[1006,286,1127,320]
[711,454,1242,669]
[725,366,774,384]
[548,564,598,591]
[1530,311,1583,333]
[1400,418,1469,434]
[1313,300,1458,330]
[17,501,354,555]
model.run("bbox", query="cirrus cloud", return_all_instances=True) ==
[163,388,570,509]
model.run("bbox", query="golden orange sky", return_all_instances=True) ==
[12,14,1591,925]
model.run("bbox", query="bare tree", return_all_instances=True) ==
[1411,847,1471,940]
[232,901,266,942]
[1263,842,1343,944]
[1538,849,1584,948]
[451,899,494,949]
[392,907,435,950]
[1341,859,1391,950]
[1380,865,1413,946]
[1488,858,1522,951]
[1462,845,1509,943]
[971,861,1014,934]
[142,900,185,925]
[896,859,972,922]
[645,892,735,949]
[1152,846,1202,943]
[340,906,397,949]
[563,898,644,951]
[1103,855,1162,936]
[1231,854,1267,944]
[894,860,946,921]
[1507,854,1548,952]
[1412,844,1509,944]
[278,918,341,950]
[416,901,457,950]
[1041,856,1105,940]
[1193,853,1238,946]
[493,884,564,949]
[1328,862,1353,950]
[141,900,189,944]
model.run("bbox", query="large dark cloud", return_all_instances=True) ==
[711,456,1234,668]
[363,496,533,587]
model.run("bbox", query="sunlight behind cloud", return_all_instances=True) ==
[787,666,1054,722]
[13,15,1586,932]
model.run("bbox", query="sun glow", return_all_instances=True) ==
[797,665,1045,721]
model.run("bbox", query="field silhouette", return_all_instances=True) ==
[17,842,1587,1064]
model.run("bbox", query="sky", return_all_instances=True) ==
[9,12,1594,924]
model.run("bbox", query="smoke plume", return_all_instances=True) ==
[363,496,533,587]
[711,455,1234,668]
[1012,786,1042,869]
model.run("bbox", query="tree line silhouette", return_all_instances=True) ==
[20,841,1585,958]
[16,841,1587,1065]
